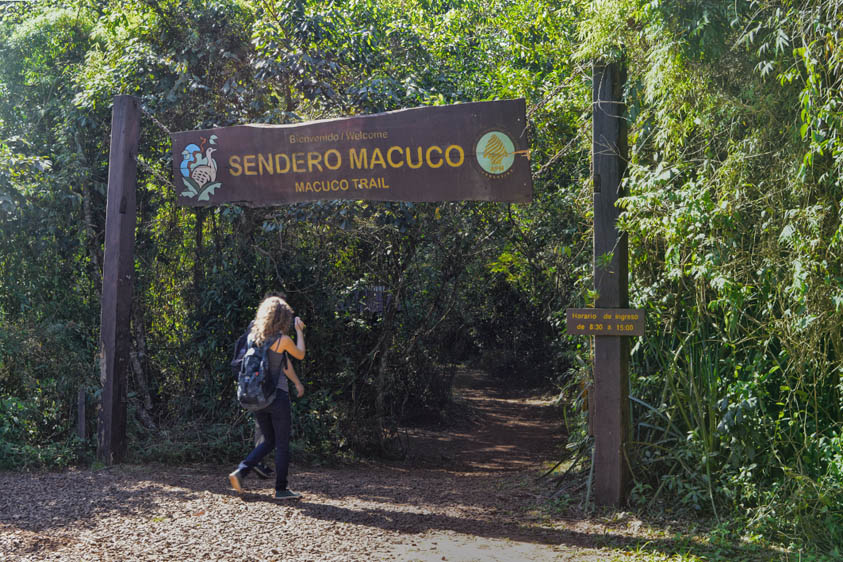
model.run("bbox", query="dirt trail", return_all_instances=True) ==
[0,369,647,561]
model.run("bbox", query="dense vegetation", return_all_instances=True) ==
[1,0,842,554]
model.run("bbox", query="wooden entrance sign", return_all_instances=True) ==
[170,99,532,206]
[98,98,532,464]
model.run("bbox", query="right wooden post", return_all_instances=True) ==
[591,62,630,506]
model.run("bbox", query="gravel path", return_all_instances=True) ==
[1,370,631,561]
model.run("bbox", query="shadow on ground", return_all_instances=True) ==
[0,369,786,561]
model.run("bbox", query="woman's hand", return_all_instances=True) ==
[281,318,306,360]
[294,380,304,398]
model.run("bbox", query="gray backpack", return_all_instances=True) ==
[236,336,277,411]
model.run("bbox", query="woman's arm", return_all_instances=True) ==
[275,317,306,360]
[284,361,304,398]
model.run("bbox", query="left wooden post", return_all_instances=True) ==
[97,95,140,465]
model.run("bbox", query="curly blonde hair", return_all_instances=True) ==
[250,296,294,345]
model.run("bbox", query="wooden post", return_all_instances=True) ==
[592,62,630,506]
[97,95,140,465]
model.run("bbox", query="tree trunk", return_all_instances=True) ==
[193,208,205,302]
[130,305,156,429]
[76,133,103,296]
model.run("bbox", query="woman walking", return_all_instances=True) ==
[229,296,306,500]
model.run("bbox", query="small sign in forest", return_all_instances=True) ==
[566,308,646,336]
[171,99,532,206]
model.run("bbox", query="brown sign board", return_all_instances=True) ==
[566,308,645,337]
[171,99,532,206]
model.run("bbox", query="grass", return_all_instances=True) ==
[518,463,807,562]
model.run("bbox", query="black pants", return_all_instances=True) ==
[239,392,291,492]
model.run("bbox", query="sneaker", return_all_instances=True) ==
[253,463,274,480]
[274,489,301,500]
[228,469,245,493]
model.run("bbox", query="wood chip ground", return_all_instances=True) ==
[0,370,704,561]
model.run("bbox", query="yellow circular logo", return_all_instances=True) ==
[476,131,515,175]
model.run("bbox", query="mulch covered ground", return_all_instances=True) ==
[0,370,750,561]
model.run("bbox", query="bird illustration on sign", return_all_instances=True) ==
[180,135,221,201]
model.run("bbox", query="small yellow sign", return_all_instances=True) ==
[565,308,646,336]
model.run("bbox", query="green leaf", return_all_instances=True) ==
[182,176,199,195]
[198,182,222,201]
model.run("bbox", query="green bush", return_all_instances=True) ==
[0,396,82,470]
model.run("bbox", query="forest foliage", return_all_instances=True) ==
[1,0,843,553]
